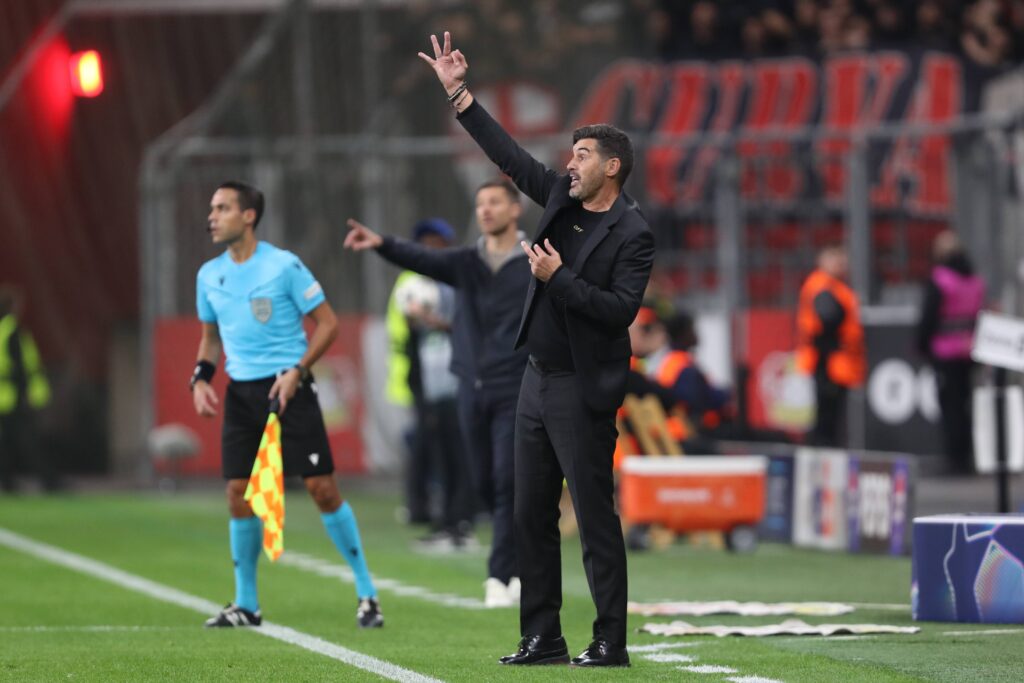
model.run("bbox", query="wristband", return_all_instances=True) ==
[190,360,216,390]
[447,81,468,103]
[294,363,311,382]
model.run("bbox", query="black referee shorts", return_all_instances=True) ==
[221,375,334,480]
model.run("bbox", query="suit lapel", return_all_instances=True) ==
[532,177,573,243]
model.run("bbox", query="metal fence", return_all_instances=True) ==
[138,0,1024,462]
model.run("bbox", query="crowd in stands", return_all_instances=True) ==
[391,1,1023,73]
[651,0,1022,67]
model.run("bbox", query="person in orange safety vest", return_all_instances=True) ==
[796,245,865,447]
[627,306,730,444]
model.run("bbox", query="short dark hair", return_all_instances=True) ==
[571,124,634,188]
[476,177,520,203]
[218,180,265,228]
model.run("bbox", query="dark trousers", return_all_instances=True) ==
[514,363,627,647]
[811,371,847,448]
[457,379,518,582]
[934,359,975,473]
[411,397,475,531]
[0,408,56,492]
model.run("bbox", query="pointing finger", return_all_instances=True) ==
[520,240,533,257]
[416,52,436,65]
[430,34,441,59]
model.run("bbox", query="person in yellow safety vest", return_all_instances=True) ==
[385,219,460,527]
[385,270,419,408]
[795,245,866,447]
[0,287,54,493]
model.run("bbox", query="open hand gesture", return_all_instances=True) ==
[417,31,468,95]
[344,218,383,251]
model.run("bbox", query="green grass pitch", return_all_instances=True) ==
[1,486,1021,682]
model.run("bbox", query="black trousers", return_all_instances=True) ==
[457,379,519,582]
[811,371,847,448]
[934,359,975,473]
[412,397,476,531]
[514,362,627,647]
[0,407,56,492]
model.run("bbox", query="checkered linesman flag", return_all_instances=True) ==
[244,399,285,560]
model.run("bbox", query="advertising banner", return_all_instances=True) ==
[861,308,944,456]
[913,515,1024,623]
[793,448,849,551]
[760,453,796,543]
[846,455,912,555]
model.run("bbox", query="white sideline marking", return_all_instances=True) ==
[726,677,786,683]
[0,625,173,632]
[942,628,1024,636]
[848,602,910,611]
[280,551,488,609]
[773,635,877,642]
[643,652,696,663]
[0,528,443,683]
[631,642,702,652]
[681,664,738,674]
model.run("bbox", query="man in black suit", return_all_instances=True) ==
[420,32,655,668]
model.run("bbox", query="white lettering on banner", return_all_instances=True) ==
[868,360,916,424]
[859,473,892,539]
[657,488,712,504]
[867,360,939,425]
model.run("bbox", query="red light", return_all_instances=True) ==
[69,50,103,97]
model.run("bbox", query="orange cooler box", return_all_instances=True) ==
[620,456,767,551]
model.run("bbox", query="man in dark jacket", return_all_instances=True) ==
[419,32,655,668]
[344,178,531,608]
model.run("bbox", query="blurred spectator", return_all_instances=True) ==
[915,231,985,474]
[873,1,911,48]
[742,14,768,57]
[916,0,957,51]
[761,5,796,55]
[0,286,57,493]
[795,246,866,448]
[627,305,731,450]
[675,0,729,59]
[843,14,873,50]
[792,0,821,53]
[385,220,475,542]
[961,0,1014,67]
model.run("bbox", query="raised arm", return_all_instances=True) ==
[344,218,463,287]
[418,32,559,207]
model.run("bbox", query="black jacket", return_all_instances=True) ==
[377,236,531,391]
[457,100,655,412]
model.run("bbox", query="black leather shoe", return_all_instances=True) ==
[498,635,570,665]
[571,639,630,667]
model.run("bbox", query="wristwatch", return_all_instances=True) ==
[293,363,311,382]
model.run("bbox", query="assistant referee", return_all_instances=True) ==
[191,181,383,629]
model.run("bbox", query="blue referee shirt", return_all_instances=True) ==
[196,241,326,381]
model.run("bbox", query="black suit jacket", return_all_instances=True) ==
[458,101,655,413]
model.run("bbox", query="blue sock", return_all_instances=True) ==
[229,516,262,612]
[321,501,377,599]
